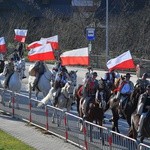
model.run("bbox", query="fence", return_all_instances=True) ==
[0,88,150,150]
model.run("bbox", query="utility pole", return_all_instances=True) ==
[106,0,109,65]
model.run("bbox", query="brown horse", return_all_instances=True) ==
[75,79,106,131]
[108,76,145,133]
[128,111,150,143]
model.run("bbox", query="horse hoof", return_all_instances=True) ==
[37,102,43,108]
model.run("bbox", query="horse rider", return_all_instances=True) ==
[82,72,99,119]
[32,61,46,91]
[115,73,134,117]
[17,43,23,58]
[135,73,149,92]
[3,58,14,89]
[0,53,5,73]
[137,84,150,137]
[103,69,120,90]
[54,59,63,72]
[13,49,20,62]
[52,67,70,106]
[82,66,93,83]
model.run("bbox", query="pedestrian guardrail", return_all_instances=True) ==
[0,88,150,150]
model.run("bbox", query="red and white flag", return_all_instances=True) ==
[107,50,135,71]
[27,40,46,50]
[60,47,89,66]
[0,37,6,53]
[40,35,59,50]
[28,43,55,61]
[14,29,28,43]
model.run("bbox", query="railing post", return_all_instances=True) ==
[12,91,15,117]
[45,106,49,131]
[108,129,112,150]
[29,83,32,123]
[64,113,68,141]
[83,121,88,150]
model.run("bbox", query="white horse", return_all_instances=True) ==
[28,63,53,99]
[38,81,75,111]
[37,80,75,125]
[0,62,22,92]
[0,62,22,108]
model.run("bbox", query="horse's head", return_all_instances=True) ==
[98,78,107,90]
[68,70,77,86]
[64,81,74,98]
[114,75,125,88]
[14,62,22,73]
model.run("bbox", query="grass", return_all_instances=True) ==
[0,130,35,150]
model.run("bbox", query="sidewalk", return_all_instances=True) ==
[0,112,82,150]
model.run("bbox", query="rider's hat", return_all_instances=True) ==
[124,73,132,77]
[92,72,98,77]
[143,73,148,78]
[10,57,14,61]
[146,85,150,90]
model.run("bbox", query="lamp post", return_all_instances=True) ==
[105,0,109,65]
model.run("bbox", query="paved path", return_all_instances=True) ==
[0,112,82,150]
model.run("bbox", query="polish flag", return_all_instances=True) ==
[28,43,55,61]
[27,40,46,50]
[0,37,6,53]
[60,47,89,66]
[14,29,28,43]
[107,50,135,71]
[40,35,59,50]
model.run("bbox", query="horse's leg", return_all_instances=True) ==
[79,105,84,131]
[0,89,5,106]
[111,108,120,133]
[15,93,19,109]
[35,90,39,100]
[52,109,56,123]
[140,136,144,143]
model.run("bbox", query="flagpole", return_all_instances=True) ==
[106,0,109,65]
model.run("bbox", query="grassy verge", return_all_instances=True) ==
[0,130,35,150]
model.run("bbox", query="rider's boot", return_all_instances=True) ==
[4,76,9,89]
[54,97,58,106]
[32,76,39,91]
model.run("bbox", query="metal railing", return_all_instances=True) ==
[0,88,150,150]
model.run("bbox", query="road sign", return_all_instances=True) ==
[86,27,95,41]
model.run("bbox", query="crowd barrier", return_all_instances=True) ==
[0,88,150,150]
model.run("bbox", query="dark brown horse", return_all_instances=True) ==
[128,111,150,143]
[108,77,145,133]
[74,79,106,131]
